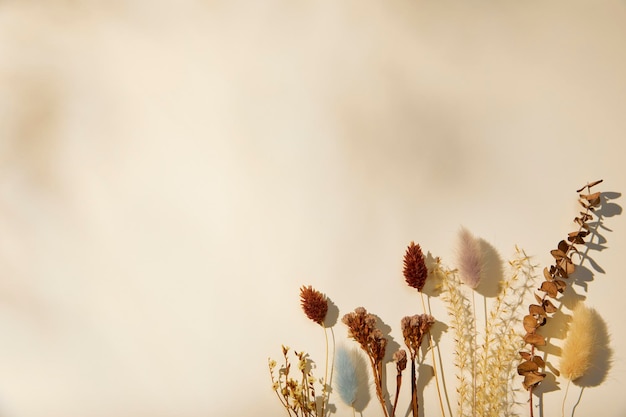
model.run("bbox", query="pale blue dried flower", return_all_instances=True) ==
[335,345,359,406]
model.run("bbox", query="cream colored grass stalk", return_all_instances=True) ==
[478,247,537,417]
[456,228,483,417]
[439,263,474,417]
[560,303,598,417]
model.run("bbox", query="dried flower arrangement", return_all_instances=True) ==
[268,180,611,417]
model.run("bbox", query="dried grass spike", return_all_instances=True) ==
[300,285,328,325]
[404,241,428,291]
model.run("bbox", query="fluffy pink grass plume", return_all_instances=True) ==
[456,227,483,289]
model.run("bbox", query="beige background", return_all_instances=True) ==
[1,1,625,416]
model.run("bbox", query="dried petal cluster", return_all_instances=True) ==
[342,307,387,365]
[401,314,435,359]
[300,285,328,325]
[393,349,408,372]
[403,242,428,291]
[518,180,603,392]
[342,307,389,417]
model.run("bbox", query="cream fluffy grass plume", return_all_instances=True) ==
[560,303,597,381]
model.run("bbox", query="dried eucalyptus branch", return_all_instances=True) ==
[518,179,604,417]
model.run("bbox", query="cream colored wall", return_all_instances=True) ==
[1,1,625,416]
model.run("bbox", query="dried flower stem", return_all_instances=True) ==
[342,307,390,417]
[321,325,329,417]
[420,292,446,417]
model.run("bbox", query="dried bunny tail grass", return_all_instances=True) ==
[457,227,483,289]
[404,241,428,291]
[560,303,597,381]
[335,346,360,407]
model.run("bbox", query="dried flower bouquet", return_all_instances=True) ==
[268,180,611,417]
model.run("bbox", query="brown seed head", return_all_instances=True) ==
[401,314,435,357]
[393,349,408,372]
[403,242,428,292]
[299,285,328,325]
[342,307,387,362]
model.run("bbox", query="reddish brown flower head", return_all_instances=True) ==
[300,285,328,325]
[403,242,428,292]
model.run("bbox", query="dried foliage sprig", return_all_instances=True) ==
[437,260,474,417]
[477,247,537,417]
[342,307,390,417]
[518,179,603,417]
[269,346,321,417]
[438,245,536,417]
[268,179,612,417]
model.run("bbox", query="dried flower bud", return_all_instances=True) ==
[393,349,408,372]
[403,242,428,291]
[300,285,328,325]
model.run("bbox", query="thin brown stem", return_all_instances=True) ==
[392,371,402,417]
[421,292,446,417]
[321,325,329,417]
[411,356,418,417]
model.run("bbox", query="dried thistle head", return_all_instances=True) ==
[403,241,428,292]
[299,285,328,325]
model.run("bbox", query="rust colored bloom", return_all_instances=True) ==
[401,314,435,359]
[403,242,428,292]
[300,285,328,325]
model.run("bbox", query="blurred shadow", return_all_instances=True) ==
[324,296,340,328]
[597,192,622,218]
[422,252,443,298]
[374,314,401,413]
[416,363,434,417]
[475,239,504,298]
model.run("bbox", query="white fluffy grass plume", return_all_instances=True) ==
[456,227,483,289]
[560,303,597,381]
[335,346,361,407]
